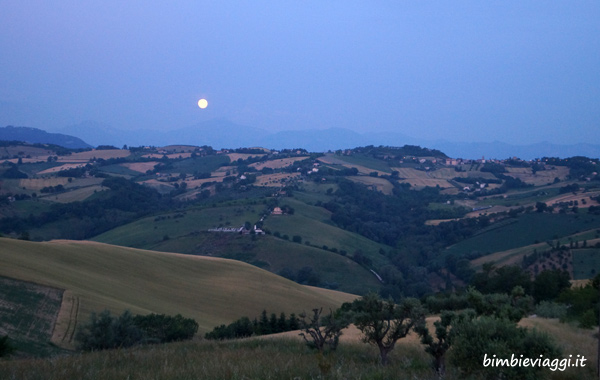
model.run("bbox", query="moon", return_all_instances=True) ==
[197,99,208,109]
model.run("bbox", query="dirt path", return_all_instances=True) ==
[51,290,80,349]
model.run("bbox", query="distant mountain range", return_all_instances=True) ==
[2,121,599,160]
[0,125,92,149]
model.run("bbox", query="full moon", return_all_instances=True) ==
[197,99,208,109]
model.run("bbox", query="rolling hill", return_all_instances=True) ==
[0,238,357,347]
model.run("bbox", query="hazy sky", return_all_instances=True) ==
[1,1,598,144]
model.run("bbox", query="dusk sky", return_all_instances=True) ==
[1,1,598,145]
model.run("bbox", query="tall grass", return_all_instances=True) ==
[2,334,595,380]
[0,339,439,380]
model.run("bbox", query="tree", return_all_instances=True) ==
[532,269,571,303]
[75,310,142,351]
[466,287,533,322]
[416,309,475,378]
[75,310,197,351]
[350,293,425,365]
[299,308,349,353]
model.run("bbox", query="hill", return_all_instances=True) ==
[0,238,357,346]
[90,202,386,295]
[0,126,92,149]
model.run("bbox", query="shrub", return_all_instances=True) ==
[534,301,568,319]
[75,310,198,351]
[133,313,198,343]
[450,316,561,380]
[579,309,598,329]
[75,310,142,351]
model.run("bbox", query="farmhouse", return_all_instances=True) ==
[272,207,283,215]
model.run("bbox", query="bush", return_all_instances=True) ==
[534,301,568,319]
[133,313,198,343]
[450,316,562,380]
[75,310,198,351]
[205,311,300,340]
[579,309,598,329]
[75,310,142,351]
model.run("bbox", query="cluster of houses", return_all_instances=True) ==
[208,225,265,235]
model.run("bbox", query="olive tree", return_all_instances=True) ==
[299,308,349,353]
[350,293,425,365]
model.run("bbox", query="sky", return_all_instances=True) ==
[1,1,599,145]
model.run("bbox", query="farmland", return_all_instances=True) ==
[0,238,356,341]
[91,201,383,294]
[250,156,310,170]
[347,176,394,195]
[0,277,65,357]
[254,172,300,186]
[444,212,600,262]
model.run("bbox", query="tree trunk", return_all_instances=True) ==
[379,345,391,366]
[435,354,446,379]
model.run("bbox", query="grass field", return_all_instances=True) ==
[470,242,550,269]
[0,316,596,380]
[506,166,570,186]
[91,201,382,294]
[444,212,600,260]
[391,167,430,179]
[93,205,264,248]
[293,182,338,204]
[142,152,193,159]
[19,177,70,190]
[254,172,300,186]
[318,154,391,175]
[226,153,266,161]
[95,164,139,176]
[170,155,230,175]
[58,149,130,162]
[0,145,54,158]
[262,198,392,268]
[347,176,394,195]
[38,185,108,203]
[141,232,382,295]
[386,167,456,189]
[399,178,454,189]
[546,191,600,208]
[37,163,87,175]
[249,156,310,170]
[0,238,357,342]
[331,154,392,173]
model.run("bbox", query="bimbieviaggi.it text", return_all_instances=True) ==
[483,354,586,372]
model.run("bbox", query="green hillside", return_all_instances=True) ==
[91,200,386,294]
[443,212,600,260]
[0,238,357,342]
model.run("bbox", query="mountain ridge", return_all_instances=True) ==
[2,122,598,160]
[0,125,92,149]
